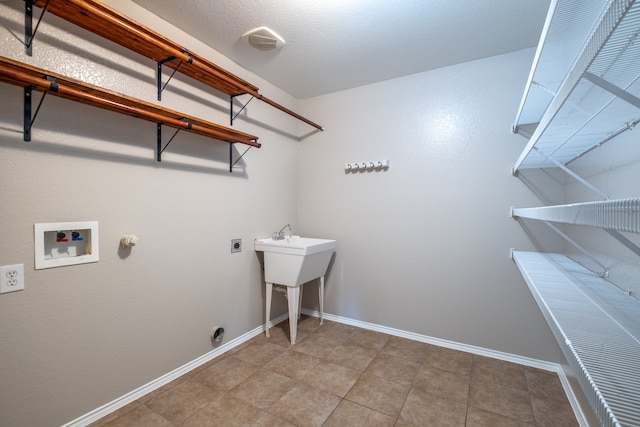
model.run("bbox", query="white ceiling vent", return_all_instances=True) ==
[241,26,285,51]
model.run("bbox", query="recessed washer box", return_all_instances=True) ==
[34,221,99,269]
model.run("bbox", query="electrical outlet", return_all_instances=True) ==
[231,239,242,253]
[0,264,24,294]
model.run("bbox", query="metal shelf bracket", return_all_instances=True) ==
[157,119,191,162]
[229,144,252,173]
[25,0,51,56]
[230,94,255,126]
[532,147,609,200]
[228,94,256,172]
[584,72,640,110]
[157,53,192,101]
[24,75,58,141]
[542,221,609,278]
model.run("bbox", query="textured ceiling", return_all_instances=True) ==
[131,0,551,99]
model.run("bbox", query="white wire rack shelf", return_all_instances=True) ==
[512,251,640,427]
[513,0,640,171]
[511,198,640,233]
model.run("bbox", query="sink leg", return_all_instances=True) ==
[265,282,273,338]
[298,284,303,319]
[287,286,300,345]
[319,275,324,325]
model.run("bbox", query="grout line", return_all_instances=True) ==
[302,308,590,426]
[65,310,590,426]
[61,313,289,427]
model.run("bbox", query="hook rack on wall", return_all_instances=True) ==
[345,160,389,173]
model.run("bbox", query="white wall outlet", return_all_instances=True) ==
[0,264,24,294]
[231,239,242,253]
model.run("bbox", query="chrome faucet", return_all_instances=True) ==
[273,223,291,240]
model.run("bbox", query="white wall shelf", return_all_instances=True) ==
[513,0,640,172]
[512,251,640,427]
[511,199,640,233]
[511,1,640,425]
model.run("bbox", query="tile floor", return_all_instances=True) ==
[91,316,579,426]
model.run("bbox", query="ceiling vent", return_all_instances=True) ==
[241,26,285,51]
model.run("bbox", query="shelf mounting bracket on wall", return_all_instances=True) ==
[542,221,609,278]
[228,95,255,172]
[157,54,192,101]
[24,0,51,56]
[157,120,190,162]
[605,229,640,258]
[531,147,609,200]
[584,72,640,110]
[23,75,58,141]
[229,144,252,173]
[230,95,255,127]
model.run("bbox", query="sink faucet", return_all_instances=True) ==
[273,224,291,240]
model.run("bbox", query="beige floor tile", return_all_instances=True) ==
[525,367,566,400]
[250,411,296,427]
[88,402,142,427]
[468,378,535,423]
[188,353,230,377]
[264,349,321,380]
[413,364,470,403]
[425,345,473,375]
[230,370,296,409]
[379,335,430,363]
[182,394,262,427]
[530,395,579,427]
[365,353,420,385]
[302,361,361,397]
[291,334,339,358]
[100,405,173,427]
[345,373,409,417]
[296,313,323,332]
[325,343,378,371]
[144,377,221,424]
[90,319,578,427]
[324,400,396,427]
[311,321,357,343]
[194,356,258,391]
[472,355,528,392]
[265,320,311,347]
[234,341,289,366]
[466,406,536,427]
[268,382,341,427]
[137,375,189,404]
[399,388,467,427]
[348,328,390,351]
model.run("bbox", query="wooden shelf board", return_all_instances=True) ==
[0,56,260,147]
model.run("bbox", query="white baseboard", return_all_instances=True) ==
[303,308,591,427]
[61,313,287,427]
[302,309,557,370]
[63,310,590,427]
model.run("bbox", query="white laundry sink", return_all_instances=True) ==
[255,235,336,345]
[254,236,336,286]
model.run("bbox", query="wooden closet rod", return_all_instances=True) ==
[31,0,324,131]
[0,56,260,147]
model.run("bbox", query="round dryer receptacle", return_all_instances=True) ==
[211,326,225,343]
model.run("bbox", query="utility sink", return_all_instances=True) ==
[254,236,336,286]
[255,235,336,345]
